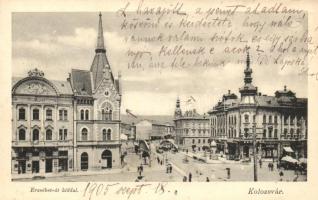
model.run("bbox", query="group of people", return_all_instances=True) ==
[183,172,192,182]
[156,156,164,165]
[166,164,173,173]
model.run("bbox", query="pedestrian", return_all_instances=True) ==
[160,160,163,165]
[259,159,262,168]
[206,177,210,182]
[183,176,187,182]
[166,165,169,173]
[268,162,271,171]
[157,157,160,164]
[170,165,173,173]
[140,164,144,172]
[189,172,192,182]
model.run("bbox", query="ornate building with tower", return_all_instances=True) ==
[11,13,122,176]
[174,98,210,152]
[208,52,307,160]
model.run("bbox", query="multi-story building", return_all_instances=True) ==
[11,13,122,175]
[208,52,307,160]
[174,98,210,152]
[135,119,174,141]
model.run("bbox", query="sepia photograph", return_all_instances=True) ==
[11,10,308,183]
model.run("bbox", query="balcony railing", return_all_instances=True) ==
[12,140,73,147]
[76,140,121,146]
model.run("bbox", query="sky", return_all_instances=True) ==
[12,12,308,115]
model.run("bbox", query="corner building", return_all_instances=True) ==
[11,13,122,175]
[208,52,307,160]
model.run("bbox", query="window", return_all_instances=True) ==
[198,139,201,143]
[274,129,278,138]
[269,115,272,124]
[82,128,88,141]
[33,109,39,120]
[290,128,294,138]
[192,139,195,144]
[268,128,272,138]
[283,128,288,138]
[244,114,249,123]
[32,129,39,141]
[253,115,256,123]
[263,115,266,123]
[263,129,266,138]
[59,129,67,140]
[107,129,111,140]
[46,109,52,121]
[85,110,89,120]
[46,129,52,140]
[19,129,26,140]
[203,139,205,143]
[102,129,107,141]
[284,115,289,124]
[80,110,84,120]
[101,102,113,121]
[19,108,26,120]
[59,109,68,120]
[274,116,278,124]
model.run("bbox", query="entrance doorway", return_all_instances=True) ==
[59,159,68,172]
[101,150,112,169]
[81,152,88,171]
[18,160,26,174]
[243,146,250,157]
[32,160,39,173]
[45,159,53,173]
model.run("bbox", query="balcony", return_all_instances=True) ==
[12,140,73,147]
[76,140,121,146]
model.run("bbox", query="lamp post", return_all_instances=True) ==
[252,122,258,182]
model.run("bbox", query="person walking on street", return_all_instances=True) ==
[189,172,192,182]
[279,171,284,181]
[206,177,210,182]
[170,165,173,173]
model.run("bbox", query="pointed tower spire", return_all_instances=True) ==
[90,12,113,89]
[96,12,105,53]
[244,49,253,85]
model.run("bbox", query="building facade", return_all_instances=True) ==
[174,98,210,152]
[11,13,122,175]
[208,52,307,160]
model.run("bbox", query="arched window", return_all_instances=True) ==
[107,129,111,140]
[80,152,88,171]
[33,108,39,120]
[80,110,84,120]
[32,129,39,141]
[102,129,107,141]
[101,102,113,121]
[46,129,52,140]
[85,110,89,120]
[19,108,26,120]
[19,129,26,141]
[82,128,88,141]
[244,114,249,123]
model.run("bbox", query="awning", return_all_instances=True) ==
[283,147,294,153]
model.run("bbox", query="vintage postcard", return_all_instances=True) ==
[0,0,318,199]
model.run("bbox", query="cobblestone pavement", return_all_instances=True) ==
[16,148,306,182]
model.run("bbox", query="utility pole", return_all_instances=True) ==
[252,123,258,182]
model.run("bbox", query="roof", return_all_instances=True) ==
[70,69,92,95]
[12,76,73,95]
[121,115,174,125]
